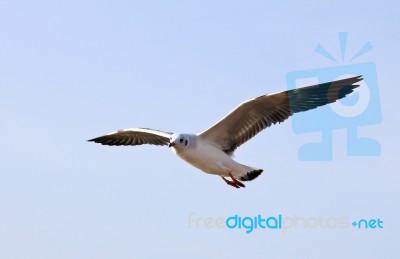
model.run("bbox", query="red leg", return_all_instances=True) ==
[221,176,240,188]
[221,174,246,188]
[229,173,246,188]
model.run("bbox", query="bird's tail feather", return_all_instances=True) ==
[239,168,263,181]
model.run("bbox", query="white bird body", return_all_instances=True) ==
[89,76,362,188]
[171,134,257,179]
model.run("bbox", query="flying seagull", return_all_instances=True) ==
[89,76,362,188]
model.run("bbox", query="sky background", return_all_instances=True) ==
[0,0,399,258]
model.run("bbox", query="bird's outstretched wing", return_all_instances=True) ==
[199,76,362,154]
[88,128,173,146]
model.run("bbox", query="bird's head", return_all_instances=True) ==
[169,133,190,149]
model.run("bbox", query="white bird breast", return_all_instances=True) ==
[171,141,234,176]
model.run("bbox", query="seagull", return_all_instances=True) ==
[89,76,362,188]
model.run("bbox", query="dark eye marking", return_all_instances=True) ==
[185,140,188,146]
[180,138,183,143]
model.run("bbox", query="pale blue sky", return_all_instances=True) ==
[0,1,399,258]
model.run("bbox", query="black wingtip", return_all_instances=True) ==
[336,75,363,98]
[353,75,363,83]
[334,75,363,85]
[87,137,101,143]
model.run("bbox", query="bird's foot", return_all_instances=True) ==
[222,177,241,188]
[221,174,246,188]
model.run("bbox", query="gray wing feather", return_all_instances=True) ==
[88,128,173,147]
[199,76,362,154]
